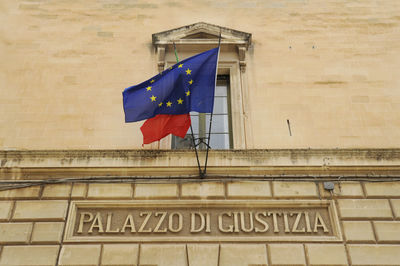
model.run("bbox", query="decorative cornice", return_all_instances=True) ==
[152,22,252,48]
[1,149,400,179]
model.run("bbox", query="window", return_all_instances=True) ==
[152,22,253,149]
[172,75,232,149]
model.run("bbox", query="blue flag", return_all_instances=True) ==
[123,47,219,122]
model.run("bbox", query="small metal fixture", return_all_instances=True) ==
[287,119,292,136]
[323,182,335,191]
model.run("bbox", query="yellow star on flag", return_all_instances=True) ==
[188,79,193,85]
[158,102,163,107]
[166,101,172,107]
[186,68,192,75]
[146,86,152,91]
[177,98,183,104]
[150,79,155,83]
[185,90,191,96]
[150,95,157,102]
[178,64,183,68]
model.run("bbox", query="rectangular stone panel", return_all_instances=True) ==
[0,222,32,244]
[338,199,392,219]
[64,200,342,243]
[12,200,68,221]
[0,245,60,266]
[348,245,400,265]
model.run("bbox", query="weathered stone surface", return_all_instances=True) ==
[220,244,267,266]
[0,186,40,199]
[42,184,71,199]
[306,244,348,265]
[392,199,400,219]
[227,181,271,198]
[182,182,224,198]
[269,244,306,265]
[319,182,364,198]
[364,182,400,197]
[0,201,13,221]
[134,184,178,199]
[71,183,87,199]
[187,244,219,266]
[0,245,59,266]
[273,182,318,198]
[87,184,133,199]
[59,245,101,266]
[31,222,64,244]
[140,244,186,266]
[374,221,400,243]
[338,199,392,219]
[343,221,375,242]
[348,245,400,265]
[0,222,32,244]
[12,200,68,221]
[101,244,139,266]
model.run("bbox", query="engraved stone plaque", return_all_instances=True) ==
[64,200,342,242]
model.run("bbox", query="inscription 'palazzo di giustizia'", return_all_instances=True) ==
[76,210,329,235]
[64,201,342,242]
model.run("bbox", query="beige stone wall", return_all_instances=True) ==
[0,181,400,265]
[1,0,400,149]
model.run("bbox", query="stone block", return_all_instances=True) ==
[140,244,186,266]
[392,199,400,219]
[71,183,87,199]
[374,221,400,243]
[348,245,400,265]
[12,200,68,221]
[343,221,375,242]
[101,244,139,266]
[0,245,59,266]
[338,199,392,219]
[42,184,71,199]
[187,244,219,266]
[59,245,101,266]
[31,222,64,243]
[181,182,224,198]
[0,186,40,199]
[273,182,318,198]
[364,182,400,197]
[0,201,13,221]
[319,182,364,198]
[88,184,133,199]
[227,181,271,198]
[134,184,178,199]
[269,244,306,265]
[306,244,348,265]
[220,244,268,266]
[0,222,32,244]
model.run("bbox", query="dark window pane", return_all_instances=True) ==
[173,134,194,149]
[206,114,229,133]
[213,97,228,114]
[215,85,227,96]
[210,134,230,149]
[190,115,199,134]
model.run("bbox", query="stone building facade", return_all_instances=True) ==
[1,0,400,265]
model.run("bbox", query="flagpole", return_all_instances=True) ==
[173,42,202,177]
[202,29,222,178]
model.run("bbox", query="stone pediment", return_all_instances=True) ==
[152,22,251,48]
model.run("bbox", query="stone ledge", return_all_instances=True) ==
[1,149,400,179]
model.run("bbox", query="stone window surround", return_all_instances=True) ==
[151,22,253,149]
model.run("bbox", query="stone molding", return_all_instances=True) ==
[1,149,400,178]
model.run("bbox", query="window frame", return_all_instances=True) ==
[150,23,253,150]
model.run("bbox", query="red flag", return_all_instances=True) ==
[140,114,191,145]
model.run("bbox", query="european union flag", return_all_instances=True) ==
[123,47,219,123]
